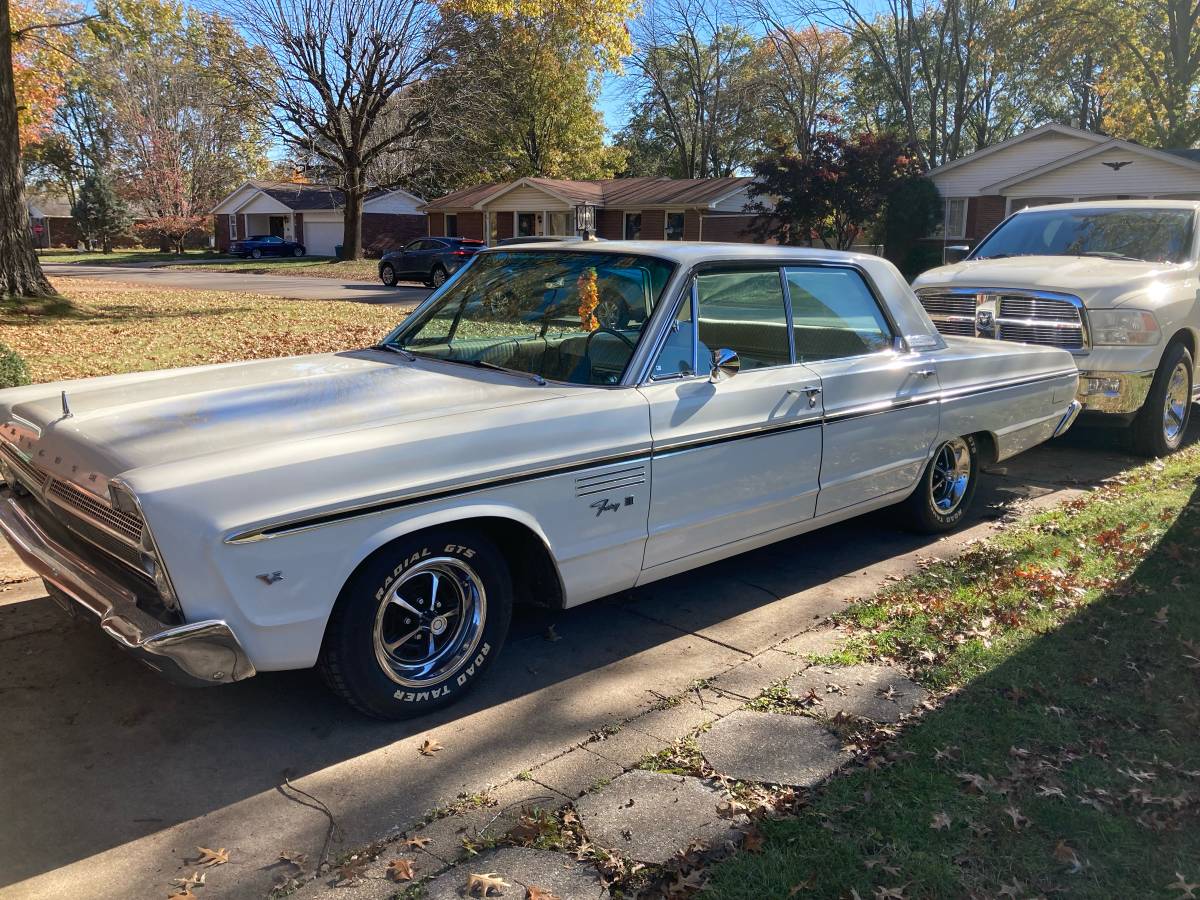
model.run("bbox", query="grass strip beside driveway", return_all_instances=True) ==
[37,249,224,265]
[0,279,410,382]
[163,257,382,282]
[706,448,1200,899]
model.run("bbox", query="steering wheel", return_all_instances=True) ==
[578,327,636,383]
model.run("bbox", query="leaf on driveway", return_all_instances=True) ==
[466,872,512,896]
[195,847,229,867]
[386,858,416,882]
[418,739,444,757]
[401,835,432,849]
[526,886,561,900]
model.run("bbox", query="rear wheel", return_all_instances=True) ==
[901,435,978,533]
[430,265,448,288]
[319,527,512,719]
[380,262,398,286]
[1131,342,1193,457]
[293,246,304,257]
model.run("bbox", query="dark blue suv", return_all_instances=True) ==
[379,237,485,287]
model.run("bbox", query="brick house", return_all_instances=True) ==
[927,123,1200,247]
[210,181,426,257]
[421,176,765,245]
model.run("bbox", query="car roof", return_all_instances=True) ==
[479,240,883,267]
[1012,199,1200,214]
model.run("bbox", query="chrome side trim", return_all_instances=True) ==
[1052,400,1083,437]
[225,369,1079,544]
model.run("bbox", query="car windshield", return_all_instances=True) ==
[972,208,1195,263]
[386,250,676,385]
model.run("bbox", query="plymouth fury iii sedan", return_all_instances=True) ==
[0,244,1082,718]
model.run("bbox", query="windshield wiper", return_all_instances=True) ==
[461,358,547,386]
[369,343,416,361]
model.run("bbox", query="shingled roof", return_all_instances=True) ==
[424,176,755,211]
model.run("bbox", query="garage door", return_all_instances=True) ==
[303,221,344,257]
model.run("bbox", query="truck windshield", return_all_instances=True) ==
[384,250,676,385]
[972,208,1195,264]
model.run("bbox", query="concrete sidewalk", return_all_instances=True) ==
[42,263,431,305]
[0,425,1166,900]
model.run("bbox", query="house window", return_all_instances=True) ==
[517,212,536,237]
[488,213,498,245]
[229,216,238,240]
[665,212,685,241]
[444,214,458,238]
[624,212,641,240]
[943,198,967,238]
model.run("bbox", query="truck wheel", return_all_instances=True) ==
[1131,343,1193,458]
[901,435,978,533]
[319,527,513,719]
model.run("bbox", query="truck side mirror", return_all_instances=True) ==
[944,245,971,264]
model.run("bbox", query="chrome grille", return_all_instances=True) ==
[1,439,143,546]
[998,296,1081,322]
[47,479,143,543]
[917,287,1087,352]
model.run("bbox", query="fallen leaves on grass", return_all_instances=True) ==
[1168,873,1200,898]
[929,811,951,830]
[418,738,444,757]
[1053,839,1086,874]
[466,872,512,896]
[1002,805,1029,829]
[740,826,765,853]
[386,858,416,881]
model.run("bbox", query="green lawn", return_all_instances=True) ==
[705,447,1200,899]
[36,248,223,265]
[163,257,383,282]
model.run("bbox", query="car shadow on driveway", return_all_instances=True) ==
[0,421,1190,893]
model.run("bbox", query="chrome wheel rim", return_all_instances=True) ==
[381,264,394,284]
[1163,361,1190,444]
[432,269,446,286]
[372,557,486,687]
[929,438,972,513]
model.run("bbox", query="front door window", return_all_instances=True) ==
[665,212,685,240]
[625,213,642,240]
[517,213,536,237]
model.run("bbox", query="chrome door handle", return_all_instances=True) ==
[913,368,936,378]
[787,385,823,408]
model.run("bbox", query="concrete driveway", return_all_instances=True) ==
[42,264,432,305]
[0,423,1184,900]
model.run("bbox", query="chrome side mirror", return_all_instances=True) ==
[709,348,740,383]
[943,244,971,264]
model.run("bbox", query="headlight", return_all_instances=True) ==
[1088,309,1160,346]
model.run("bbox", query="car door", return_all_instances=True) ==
[396,240,426,277]
[263,236,284,256]
[784,265,941,516]
[637,266,825,570]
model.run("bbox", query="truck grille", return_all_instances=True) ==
[916,288,1088,352]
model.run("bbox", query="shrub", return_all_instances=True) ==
[0,344,32,389]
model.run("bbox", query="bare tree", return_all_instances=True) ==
[233,0,439,259]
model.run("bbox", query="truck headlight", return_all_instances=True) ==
[1088,309,1160,346]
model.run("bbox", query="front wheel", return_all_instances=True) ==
[251,248,262,259]
[1131,343,1193,458]
[319,527,513,719]
[901,435,978,533]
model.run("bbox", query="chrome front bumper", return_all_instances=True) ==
[1052,399,1083,438]
[0,491,255,686]
[1076,369,1155,415]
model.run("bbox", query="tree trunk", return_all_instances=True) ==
[342,173,365,260]
[0,0,55,299]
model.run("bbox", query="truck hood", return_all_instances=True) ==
[913,256,1185,305]
[0,351,556,496]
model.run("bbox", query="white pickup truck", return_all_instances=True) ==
[914,200,1199,456]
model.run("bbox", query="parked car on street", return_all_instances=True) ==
[229,235,306,259]
[0,243,1080,717]
[379,237,485,287]
[914,200,1200,456]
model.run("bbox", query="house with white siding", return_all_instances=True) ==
[927,123,1200,246]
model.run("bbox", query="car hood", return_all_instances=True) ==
[0,351,556,496]
[913,256,1185,305]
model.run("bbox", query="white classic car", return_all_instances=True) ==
[914,200,1200,457]
[0,243,1081,718]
